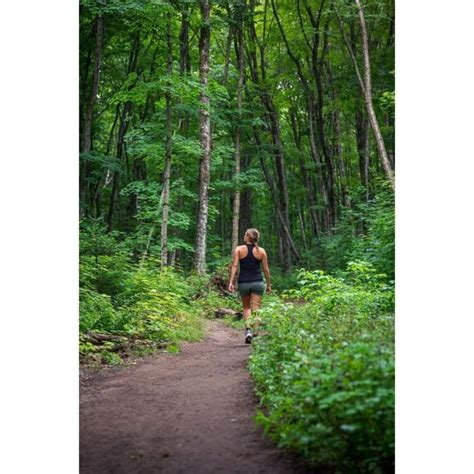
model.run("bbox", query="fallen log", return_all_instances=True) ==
[82,332,128,346]
[215,308,243,319]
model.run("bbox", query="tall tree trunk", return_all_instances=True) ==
[333,109,350,209]
[80,14,104,215]
[179,5,191,76]
[231,12,245,252]
[222,21,233,86]
[106,103,131,233]
[327,55,350,209]
[253,127,301,264]
[82,15,103,154]
[336,1,395,189]
[247,0,296,273]
[106,35,140,233]
[266,101,292,273]
[288,107,321,239]
[161,13,173,268]
[272,0,332,233]
[193,0,211,274]
[297,199,308,253]
[302,0,337,227]
[354,0,394,189]
[355,108,370,202]
[307,107,330,231]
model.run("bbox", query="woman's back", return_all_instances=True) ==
[238,244,263,283]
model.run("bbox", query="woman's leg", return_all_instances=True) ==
[250,293,262,334]
[241,294,252,329]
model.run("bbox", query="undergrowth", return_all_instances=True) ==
[248,261,394,473]
[80,254,231,365]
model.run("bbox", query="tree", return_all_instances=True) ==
[193,0,212,274]
[78,0,394,274]
[231,1,245,252]
[336,0,395,190]
[161,11,174,268]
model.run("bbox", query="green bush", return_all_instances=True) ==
[79,253,235,364]
[115,266,203,342]
[79,288,118,333]
[80,254,133,299]
[285,261,394,316]
[248,263,394,472]
[317,185,395,280]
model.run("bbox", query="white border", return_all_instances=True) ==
[0,1,79,472]
[1,0,473,471]
[396,0,474,472]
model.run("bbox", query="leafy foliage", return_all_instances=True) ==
[248,263,394,471]
[318,187,395,280]
[79,227,233,364]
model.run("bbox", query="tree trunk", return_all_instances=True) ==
[106,35,140,233]
[337,0,395,190]
[239,152,252,233]
[355,108,370,202]
[106,103,132,233]
[247,0,295,273]
[222,21,233,86]
[307,107,330,231]
[297,199,308,252]
[231,16,244,252]
[288,107,321,239]
[80,14,104,215]
[82,15,103,154]
[254,128,301,264]
[193,0,211,275]
[272,0,334,233]
[327,56,350,210]
[354,0,394,189]
[302,0,337,227]
[179,5,191,75]
[161,13,173,268]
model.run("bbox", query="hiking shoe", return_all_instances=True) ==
[245,329,252,344]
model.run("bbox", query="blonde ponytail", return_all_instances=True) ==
[245,228,260,253]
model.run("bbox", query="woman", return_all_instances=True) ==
[228,228,271,344]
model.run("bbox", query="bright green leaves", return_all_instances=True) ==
[248,273,394,470]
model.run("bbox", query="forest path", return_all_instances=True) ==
[80,320,312,473]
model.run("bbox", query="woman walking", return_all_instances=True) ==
[228,228,271,344]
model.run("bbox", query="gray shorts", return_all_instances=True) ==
[238,281,265,297]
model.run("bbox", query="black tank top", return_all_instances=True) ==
[238,244,263,283]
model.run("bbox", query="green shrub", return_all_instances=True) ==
[80,254,134,299]
[248,263,394,472]
[79,260,235,365]
[112,266,204,342]
[79,288,118,333]
[316,185,395,280]
[285,261,394,316]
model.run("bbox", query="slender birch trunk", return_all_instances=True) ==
[354,0,394,189]
[231,13,245,252]
[193,0,211,274]
[161,13,173,268]
[337,0,394,189]
[355,108,370,202]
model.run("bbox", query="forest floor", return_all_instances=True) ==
[80,319,314,474]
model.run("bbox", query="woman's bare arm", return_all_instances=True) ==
[261,250,272,294]
[228,247,240,292]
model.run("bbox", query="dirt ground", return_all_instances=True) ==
[80,320,315,474]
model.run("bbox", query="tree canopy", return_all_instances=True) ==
[79,0,394,276]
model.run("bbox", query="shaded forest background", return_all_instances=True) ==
[79,0,394,280]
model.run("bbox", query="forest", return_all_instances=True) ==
[80,0,394,471]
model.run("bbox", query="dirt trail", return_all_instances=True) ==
[80,320,313,474]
